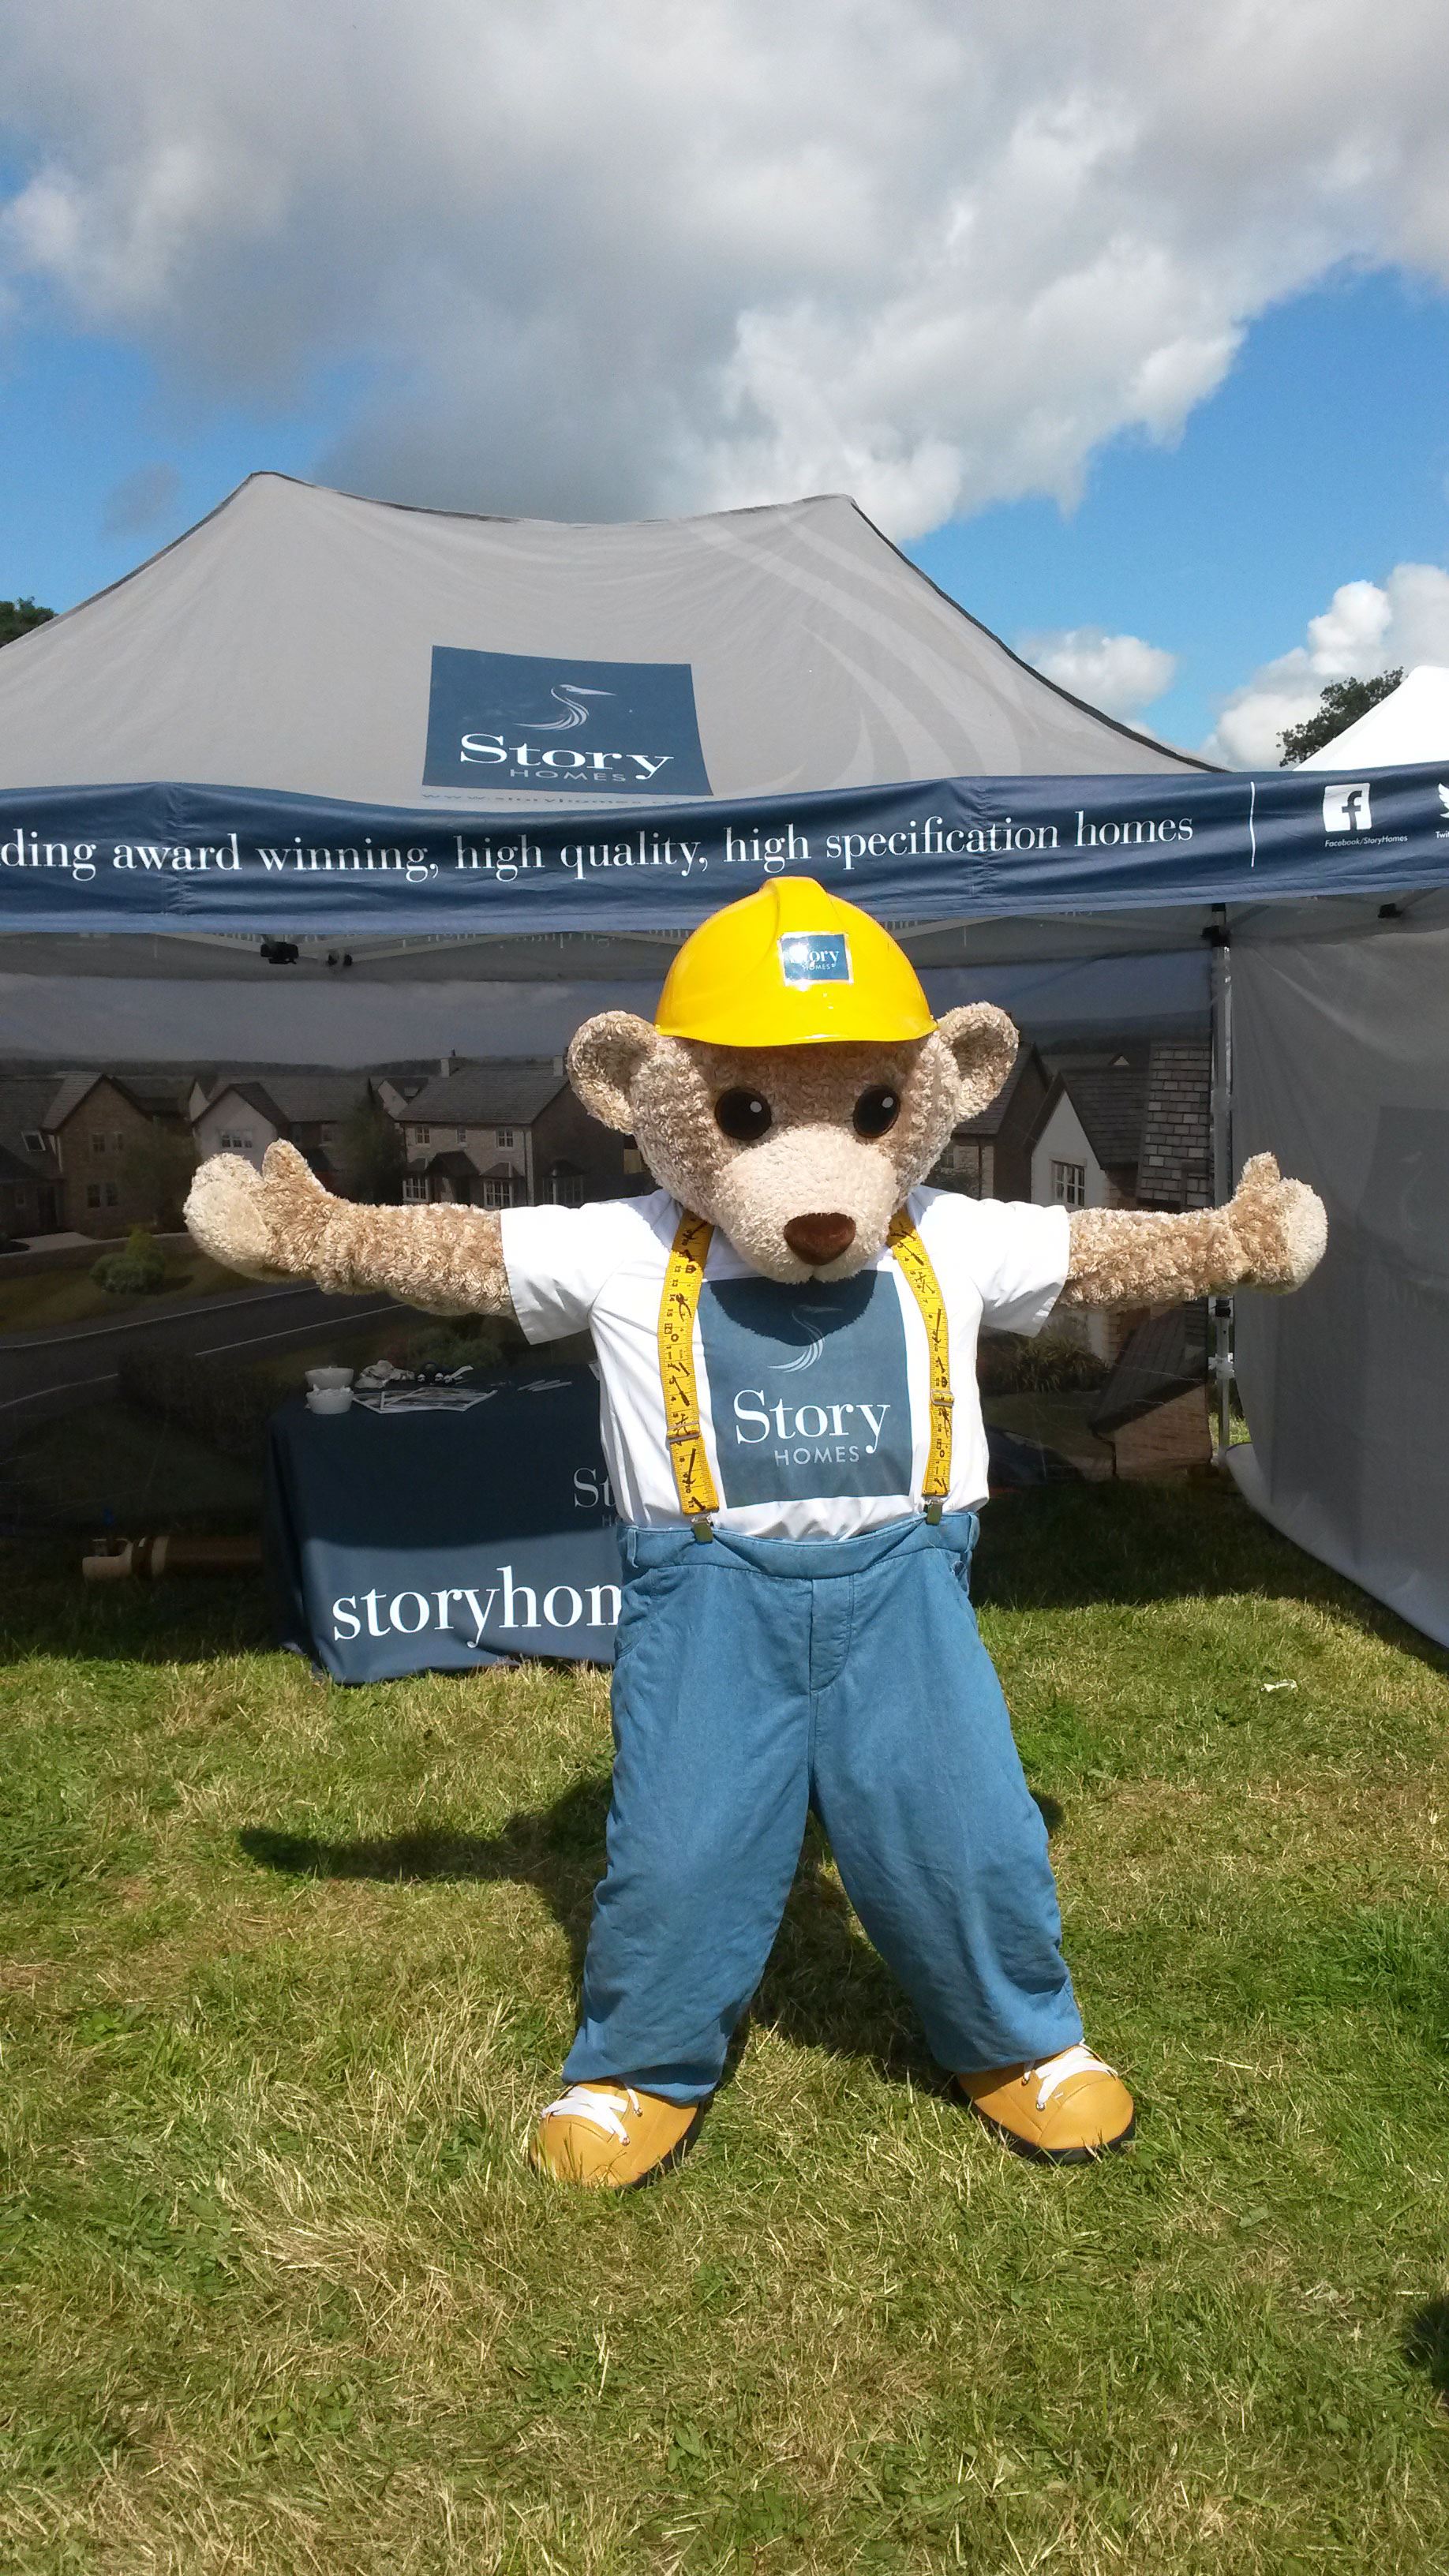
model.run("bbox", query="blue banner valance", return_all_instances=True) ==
[1,763,1445,933]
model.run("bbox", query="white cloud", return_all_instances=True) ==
[0,4,1447,534]
[1020,625,1177,718]
[1205,563,1449,766]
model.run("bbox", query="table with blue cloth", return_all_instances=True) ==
[265,1364,621,1682]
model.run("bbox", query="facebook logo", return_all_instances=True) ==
[1323,782,1372,833]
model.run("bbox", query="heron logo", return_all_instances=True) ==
[698,1270,912,1504]
[423,646,711,796]
[1323,781,1372,833]
[526,682,615,731]
[772,1301,837,1372]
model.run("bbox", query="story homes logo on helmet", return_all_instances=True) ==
[779,930,852,987]
[423,646,713,797]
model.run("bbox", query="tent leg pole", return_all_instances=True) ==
[1210,919,1234,1459]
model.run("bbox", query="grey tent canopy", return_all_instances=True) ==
[0,473,1204,812]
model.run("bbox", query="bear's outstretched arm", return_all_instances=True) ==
[185,1141,516,1318]
[1060,1152,1327,1309]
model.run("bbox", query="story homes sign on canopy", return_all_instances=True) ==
[422,647,711,796]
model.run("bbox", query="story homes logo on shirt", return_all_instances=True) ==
[698,1270,913,1507]
[423,647,712,796]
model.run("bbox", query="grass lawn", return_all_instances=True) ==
[1,1481,1447,2571]
[0,1246,240,1339]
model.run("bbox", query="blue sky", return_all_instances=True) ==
[910,271,1449,756]
[0,326,343,610]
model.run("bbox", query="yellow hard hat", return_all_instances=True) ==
[654,878,935,1047]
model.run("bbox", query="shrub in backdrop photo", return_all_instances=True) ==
[339,1089,406,1203]
[91,1226,167,1297]
[125,1127,199,1231]
[977,1328,1111,1398]
[396,1315,517,1374]
[117,1346,279,1462]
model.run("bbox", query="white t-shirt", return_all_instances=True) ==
[500,1187,1069,1539]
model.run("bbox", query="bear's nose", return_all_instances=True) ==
[784,1211,856,1267]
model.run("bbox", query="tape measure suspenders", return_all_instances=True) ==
[658,1206,954,1537]
[659,1211,721,1537]
[886,1208,954,1519]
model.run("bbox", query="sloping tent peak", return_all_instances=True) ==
[0,471,1207,809]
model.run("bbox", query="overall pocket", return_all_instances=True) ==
[948,1510,981,1602]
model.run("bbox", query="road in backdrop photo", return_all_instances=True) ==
[0,1282,401,1440]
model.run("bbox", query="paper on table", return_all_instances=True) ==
[353,1387,499,1414]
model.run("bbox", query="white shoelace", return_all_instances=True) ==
[1022,2045,1114,2112]
[540,2084,643,2144]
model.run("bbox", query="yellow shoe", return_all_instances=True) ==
[528,2082,701,2188]
[959,2046,1135,2163]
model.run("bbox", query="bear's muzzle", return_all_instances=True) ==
[782,1212,857,1267]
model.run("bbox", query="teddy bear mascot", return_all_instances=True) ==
[186,878,1326,2187]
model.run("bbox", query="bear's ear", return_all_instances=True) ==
[567,1011,661,1132]
[936,1003,1019,1121]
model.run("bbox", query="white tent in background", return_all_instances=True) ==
[1298,664,1449,769]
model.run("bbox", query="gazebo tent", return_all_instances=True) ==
[1,476,1447,1640]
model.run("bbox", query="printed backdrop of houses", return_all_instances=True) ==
[0,1055,642,1243]
[0,1040,1210,1300]
[934,1033,1212,1360]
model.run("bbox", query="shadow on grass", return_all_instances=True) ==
[6,1481,1446,1672]
[975,1484,1449,1673]
[242,1779,1058,2086]
[0,1559,276,1665]
[1403,2300,1449,2405]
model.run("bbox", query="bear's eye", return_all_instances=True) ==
[852,1085,900,1140]
[714,1088,773,1144]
